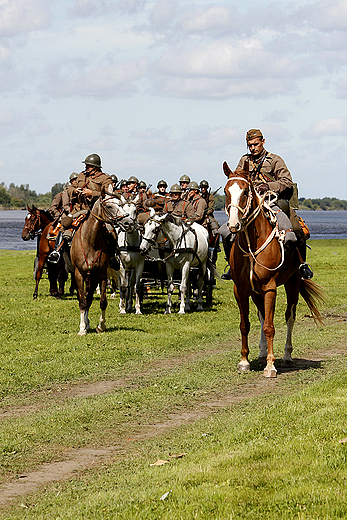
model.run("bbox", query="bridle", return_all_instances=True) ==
[23,210,41,239]
[225,176,285,291]
[91,195,131,231]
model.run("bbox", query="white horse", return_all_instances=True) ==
[140,210,209,314]
[117,201,145,315]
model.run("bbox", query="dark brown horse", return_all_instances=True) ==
[21,205,52,242]
[70,193,132,335]
[223,162,323,378]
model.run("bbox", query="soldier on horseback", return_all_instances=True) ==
[220,129,313,280]
[48,154,113,263]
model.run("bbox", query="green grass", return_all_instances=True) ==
[0,241,347,518]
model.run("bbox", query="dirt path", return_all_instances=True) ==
[0,345,343,509]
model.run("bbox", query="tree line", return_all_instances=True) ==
[1,181,346,211]
[0,182,64,209]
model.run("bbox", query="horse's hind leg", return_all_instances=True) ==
[165,264,174,314]
[282,275,300,367]
[196,268,206,312]
[251,294,267,365]
[179,263,190,314]
[75,270,89,336]
[262,287,277,378]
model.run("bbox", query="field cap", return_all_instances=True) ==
[246,129,263,141]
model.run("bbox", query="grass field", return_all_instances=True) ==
[0,240,347,519]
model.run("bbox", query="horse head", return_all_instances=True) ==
[98,193,133,231]
[139,209,164,253]
[223,161,259,233]
[22,205,40,241]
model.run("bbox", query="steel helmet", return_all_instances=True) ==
[127,176,139,184]
[157,180,167,189]
[110,174,118,182]
[170,183,182,193]
[188,181,199,190]
[120,179,127,187]
[69,172,78,181]
[139,181,147,188]
[82,153,102,168]
[179,174,190,183]
[200,179,209,188]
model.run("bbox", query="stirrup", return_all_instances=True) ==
[299,262,313,280]
[47,250,61,263]
[221,268,232,280]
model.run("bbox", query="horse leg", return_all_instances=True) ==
[262,287,277,378]
[75,270,89,336]
[126,270,134,313]
[134,261,144,315]
[282,275,300,366]
[118,268,127,314]
[33,255,46,299]
[179,262,190,314]
[251,294,267,365]
[234,284,251,373]
[165,264,174,315]
[196,268,206,312]
[96,277,107,333]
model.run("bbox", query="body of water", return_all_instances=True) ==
[1,209,347,250]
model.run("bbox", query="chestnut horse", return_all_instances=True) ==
[70,193,132,335]
[21,206,68,299]
[223,162,323,378]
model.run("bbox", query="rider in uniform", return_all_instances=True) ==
[164,184,194,219]
[185,181,207,226]
[48,154,112,262]
[152,180,170,214]
[124,176,139,201]
[179,174,190,200]
[220,129,313,280]
[199,180,219,236]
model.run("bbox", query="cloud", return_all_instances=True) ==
[41,56,149,98]
[68,0,146,17]
[175,5,242,37]
[0,0,50,37]
[150,0,177,27]
[334,75,347,98]
[302,118,347,139]
[262,111,293,124]
[314,0,347,31]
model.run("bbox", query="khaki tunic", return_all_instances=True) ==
[201,192,215,216]
[236,149,293,198]
[68,170,113,212]
[152,192,170,214]
[164,199,195,220]
[187,194,207,225]
[47,192,62,219]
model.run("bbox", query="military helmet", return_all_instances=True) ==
[157,180,167,189]
[200,179,209,188]
[69,172,78,181]
[169,183,182,194]
[188,181,199,191]
[110,174,118,183]
[179,174,190,183]
[120,179,127,187]
[139,181,147,188]
[82,153,102,168]
[127,176,139,184]
[64,182,70,189]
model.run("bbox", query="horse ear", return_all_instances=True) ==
[149,208,155,218]
[120,194,126,205]
[107,184,113,195]
[101,186,106,197]
[223,161,233,178]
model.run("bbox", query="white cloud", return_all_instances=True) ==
[176,5,242,37]
[302,118,347,139]
[150,0,177,27]
[68,0,146,17]
[314,0,347,31]
[41,56,149,98]
[0,0,50,37]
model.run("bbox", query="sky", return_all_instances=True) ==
[0,0,347,198]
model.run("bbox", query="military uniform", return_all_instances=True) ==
[164,198,195,220]
[186,194,207,225]
[68,170,113,212]
[47,192,63,220]
[201,191,219,235]
[152,192,170,214]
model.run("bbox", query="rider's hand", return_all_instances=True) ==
[257,183,269,194]
[82,188,93,197]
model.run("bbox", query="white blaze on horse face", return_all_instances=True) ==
[227,183,243,231]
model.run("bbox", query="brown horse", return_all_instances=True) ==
[21,206,67,300]
[70,193,132,335]
[223,162,324,378]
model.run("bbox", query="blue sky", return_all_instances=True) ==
[0,0,346,198]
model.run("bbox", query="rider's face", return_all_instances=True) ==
[180,182,188,190]
[247,138,265,158]
[170,193,180,201]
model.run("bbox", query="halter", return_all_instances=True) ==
[225,176,253,226]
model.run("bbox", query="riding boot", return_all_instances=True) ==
[48,231,63,263]
[221,236,232,280]
[296,239,313,280]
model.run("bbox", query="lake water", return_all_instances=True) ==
[1,209,347,250]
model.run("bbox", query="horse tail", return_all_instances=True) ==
[206,259,221,280]
[299,279,325,325]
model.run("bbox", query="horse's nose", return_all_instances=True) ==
[234,222,240,231]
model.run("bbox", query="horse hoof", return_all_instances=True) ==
[96,325,106,333]
[135,311,143,315]
[281,358,293,368]
[238,361,250,373]
[258,357,267,367]
[164,310,171,315]
[263,366,277,378]
[78,330,87,336]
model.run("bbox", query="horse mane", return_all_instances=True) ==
[164,213,182,226]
